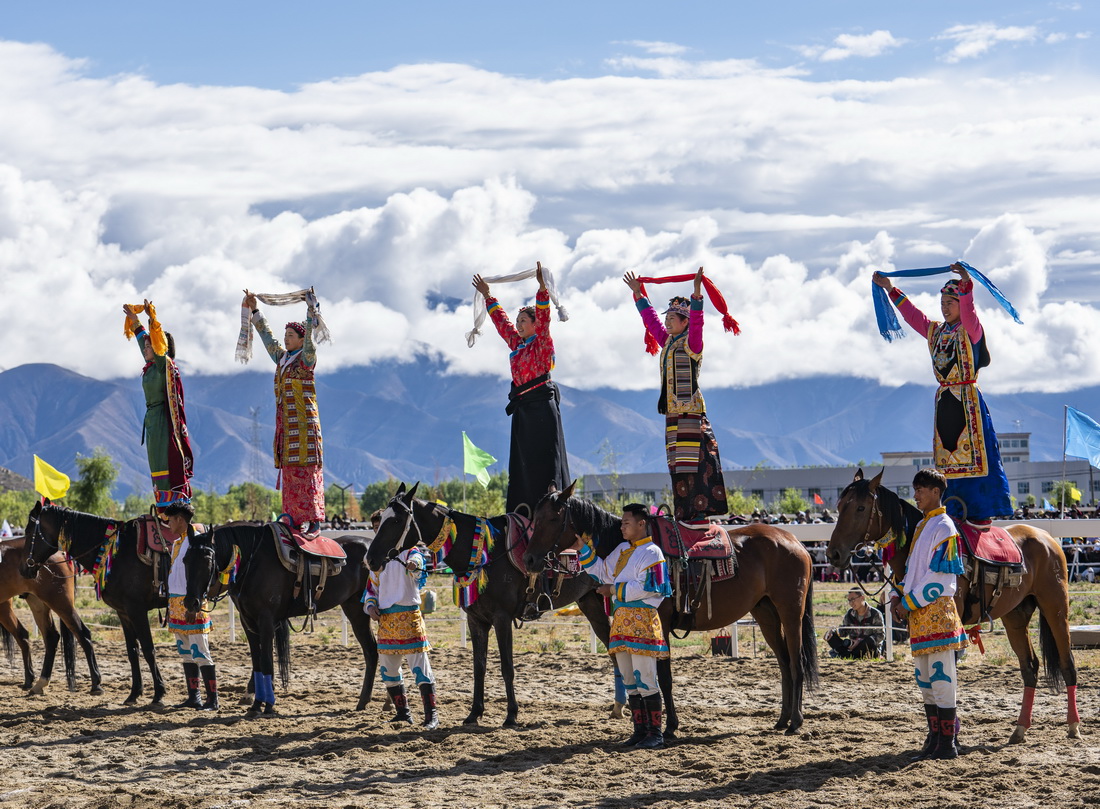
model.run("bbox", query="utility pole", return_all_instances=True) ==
[249,406,263,484]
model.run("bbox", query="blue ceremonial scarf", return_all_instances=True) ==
[872,261,1023,342]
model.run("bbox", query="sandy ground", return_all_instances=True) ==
[0,637,1097,809]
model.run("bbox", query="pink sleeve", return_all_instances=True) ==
[958,289,984,344]
[486,297,520,350]
[637,299,669,347]
[687,303,704,355]
[535,287,551,336]
[890,289,932,336]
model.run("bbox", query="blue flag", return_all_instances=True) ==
[1065,406,1100,468]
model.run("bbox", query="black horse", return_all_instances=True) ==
[183,522,378,716]
[21,503,168,705]
[367,482,612,727]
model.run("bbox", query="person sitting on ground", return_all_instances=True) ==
[825,589,885,659]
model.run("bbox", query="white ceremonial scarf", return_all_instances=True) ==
[236,288,332,364]
[466,267,569,348]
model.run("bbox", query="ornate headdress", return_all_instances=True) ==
[663,297,691,319]
[285,321,306,337]
[939,279,962,299]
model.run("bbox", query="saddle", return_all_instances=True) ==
[269,522,346,607]
[649,515,738,623]
[506,513,582,621]
[135,515,207,597]
[959,524,1024,624]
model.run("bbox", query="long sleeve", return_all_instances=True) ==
[251,310,285,364]
[534,287,550,336]
[888,288,932,336]
[635,296,669,348]
[901,513,960,610]
[687,294,704,355]
[578,540,612,584]
[486,296,521,350]
[615,557,672,603]
[302,311,318,367]
[957,283,984,344]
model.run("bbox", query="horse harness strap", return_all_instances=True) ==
[269,524,346,619]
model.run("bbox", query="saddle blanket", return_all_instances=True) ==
[652,518,735,560]
[960,524,1022,565]
[137,515,207,555]
[273,523,347,560]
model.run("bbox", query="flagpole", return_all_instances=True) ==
[1061,405,1068,519]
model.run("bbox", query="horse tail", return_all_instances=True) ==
[1038,610,1065,692]
[0,623,13,664]
[61,622,77,691]
[275,619,291,689]
[800,575,819,691]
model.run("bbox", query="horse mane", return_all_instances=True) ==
[839,478,920,549]
[45,504,118,541]
[560,495,623,558]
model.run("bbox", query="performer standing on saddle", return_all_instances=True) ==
[241,290,326,534]
[572,503,672,749]
[891,469,968,760]
[364,544,438,729]
[624,267,730,523]
[123,300,194,510]
[471,264,570,514]
[163,502,219,710]
[873,263,1012,526]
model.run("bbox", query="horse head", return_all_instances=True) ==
[21,501,56,579]
[183,526,219,613]
[366,482,422,572]
[827,468,890,570]
[525,480,578,572]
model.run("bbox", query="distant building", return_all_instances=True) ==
[582,432,1098,511]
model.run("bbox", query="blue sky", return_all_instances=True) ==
[1,2,1098,393]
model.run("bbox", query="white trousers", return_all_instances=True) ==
[914,648,957,709]
[379,652,434,686]
[614,652,660,698]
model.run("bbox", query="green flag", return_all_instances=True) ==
[462,431,497,488]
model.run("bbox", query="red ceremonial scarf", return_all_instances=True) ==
[635,274,741,355]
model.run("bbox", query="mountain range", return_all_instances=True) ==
[0,361,1093,499]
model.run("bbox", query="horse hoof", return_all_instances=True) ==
[502,717,518,728]
[784,726,800,736]
[610,702,626,719]
[90,687,104,696]
[773,720,789,731]
[239,694,255,706]
[462,716,480,726]
[664,729,677,741]
[1068,722,1081,739]
[1008,725,1027,744]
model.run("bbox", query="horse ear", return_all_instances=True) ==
[853,468,864,482]
[869,468,885,490]
[395,482,407,496]
[561,479,577,501]
[546,482,559,494]
[407,481,420,500]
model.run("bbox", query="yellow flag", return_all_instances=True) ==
[1071,486,1083,502]
[33,455,70,500]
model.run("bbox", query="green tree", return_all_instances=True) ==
[1050,480,1082,509]
[359,477,403,516]
[770,487,809,515]
[67,449,120,516]
[0,489,39,528]
[727,488,764,516]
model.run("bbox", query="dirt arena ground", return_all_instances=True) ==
[1,632,1097,809]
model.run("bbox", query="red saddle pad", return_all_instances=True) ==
[960,524,1022,565]
[274,523,347,560]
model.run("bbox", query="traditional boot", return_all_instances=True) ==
[419,682,439,729]
[932,707,959,759]
[619,694,647,747]
[909,703,940,761]
[387,684,413,724]
[637,693,665,749]
[177,663,203,709]
[199,664,219,711]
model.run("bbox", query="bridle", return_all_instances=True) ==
[23,507,101,578]
[839,486,897,600]
[185,528,236,605]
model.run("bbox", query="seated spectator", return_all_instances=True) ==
[1082,567,1097,584]
[825,589,884,659]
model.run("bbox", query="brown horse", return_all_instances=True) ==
[528,483,818,735]
[0,537,102,695]
[826,469,1080,743]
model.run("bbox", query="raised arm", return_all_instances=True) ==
[953,264,983,344]
[250,309,285,364]
[301,311,317,367]
[625,271,669,347]
[687,295,704,355]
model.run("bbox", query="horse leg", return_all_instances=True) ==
[0,600,35,690]
[119,620,145,705]
[656,655,678,740]
[1034,594,1081,738]
[259,619,278,716]
[130,610,166,706]
[492,612,520,727]
[51,602,103,696]
[344,606,379,711]
[243,626,265,716]
[27,598,60,697]
[752,602,796,732]
[463,614,491,725]
[1002,603,1040,744]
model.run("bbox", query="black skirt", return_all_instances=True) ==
[505,377,571,515]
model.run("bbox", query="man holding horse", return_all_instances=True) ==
[165,502,218,711]
[891,468,968,760]
[572,503,672,749]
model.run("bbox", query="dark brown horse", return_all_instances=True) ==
[826,469,1080,743]
[1,538,102,695]
[527,483,818,735]
[367,483,612,727]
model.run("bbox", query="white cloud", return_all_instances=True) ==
[1,40,1100,395]
[615,40,690,56]
[936,23,1039,62]
[803,30,905,62]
